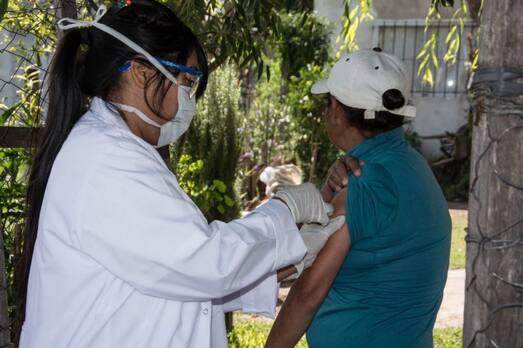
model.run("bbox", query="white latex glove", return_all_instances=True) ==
[287,215,346,280]
[273,183,333,225]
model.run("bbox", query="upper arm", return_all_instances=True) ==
[347,163,398,243]
[292,189,351,306]
[294,225,350,305]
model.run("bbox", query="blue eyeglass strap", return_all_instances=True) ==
[117,57,203,77]
[156,58,203,77]
[118,63,131,72]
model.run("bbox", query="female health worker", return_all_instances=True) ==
[16,1,344,347]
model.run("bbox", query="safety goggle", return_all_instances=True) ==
[56,5,204,99]
[118,57,203,98]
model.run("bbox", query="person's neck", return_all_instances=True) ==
[338,129,366,152]
[340,128,388,152]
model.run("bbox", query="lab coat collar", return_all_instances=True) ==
[87,97,165,164]
[89,97,131,131]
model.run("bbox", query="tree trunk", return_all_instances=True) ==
[55,0,77,39]
[463,1,523,347]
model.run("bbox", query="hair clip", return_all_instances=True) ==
[117,0,132,8]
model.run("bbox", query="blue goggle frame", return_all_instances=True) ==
[118,57,203,76]
[118,57,203,98]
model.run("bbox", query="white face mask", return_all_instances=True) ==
[114,85,196,148]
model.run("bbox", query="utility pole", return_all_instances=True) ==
[463,0,523,347]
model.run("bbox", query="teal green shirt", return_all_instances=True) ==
[307,128,451,348]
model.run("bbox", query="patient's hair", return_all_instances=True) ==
[335,89,405,135]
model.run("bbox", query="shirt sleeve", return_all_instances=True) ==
[74,140,306,302]
[212,272,280,318]
[346,162,399,244]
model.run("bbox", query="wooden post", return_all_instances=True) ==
[463,0,523,347]
[55,0,77,39]
[0,127,39,149]
[0,213,13,348]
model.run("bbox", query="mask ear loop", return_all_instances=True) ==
[112,103,164,128]
[56,5,180,88]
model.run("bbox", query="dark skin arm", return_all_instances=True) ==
[277,265,297,282]
[266,190,351,348]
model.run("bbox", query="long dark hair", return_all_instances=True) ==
[15,0,208,343]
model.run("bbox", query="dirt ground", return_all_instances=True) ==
[435,269,465,328]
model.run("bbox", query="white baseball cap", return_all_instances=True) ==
[311,48,416,119]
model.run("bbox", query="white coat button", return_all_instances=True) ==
[202,308,209,315]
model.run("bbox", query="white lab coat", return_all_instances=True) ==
[20,98,306,348]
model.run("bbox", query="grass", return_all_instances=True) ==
[434,327,463,348]
[449,209,467,269]
[228,320,307,348]
[228,320,462,348]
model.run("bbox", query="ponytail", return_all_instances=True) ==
[14,28,87,345]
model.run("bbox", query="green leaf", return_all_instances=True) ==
[213,180,227,193]
[0,102,20,125]
[224,195,235,207]
[445,26,457,44]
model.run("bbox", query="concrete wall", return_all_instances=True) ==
[411,96,469,159]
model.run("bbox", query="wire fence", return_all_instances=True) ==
[0,0,95,131]
[0,1,87,345]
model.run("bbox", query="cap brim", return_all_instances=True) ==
[311,79,329,94]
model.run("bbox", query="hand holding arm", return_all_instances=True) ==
[321,156,363,202]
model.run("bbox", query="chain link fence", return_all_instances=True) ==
[0,1,91,344]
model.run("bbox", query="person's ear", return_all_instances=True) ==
[129,60,153,89]
[331,98,346,127]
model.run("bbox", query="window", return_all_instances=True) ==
[372,19,473,97]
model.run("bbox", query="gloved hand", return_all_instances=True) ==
[287,215,346,280]
[273,183,333,225]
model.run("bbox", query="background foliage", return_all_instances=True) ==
[174,64,242,222]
